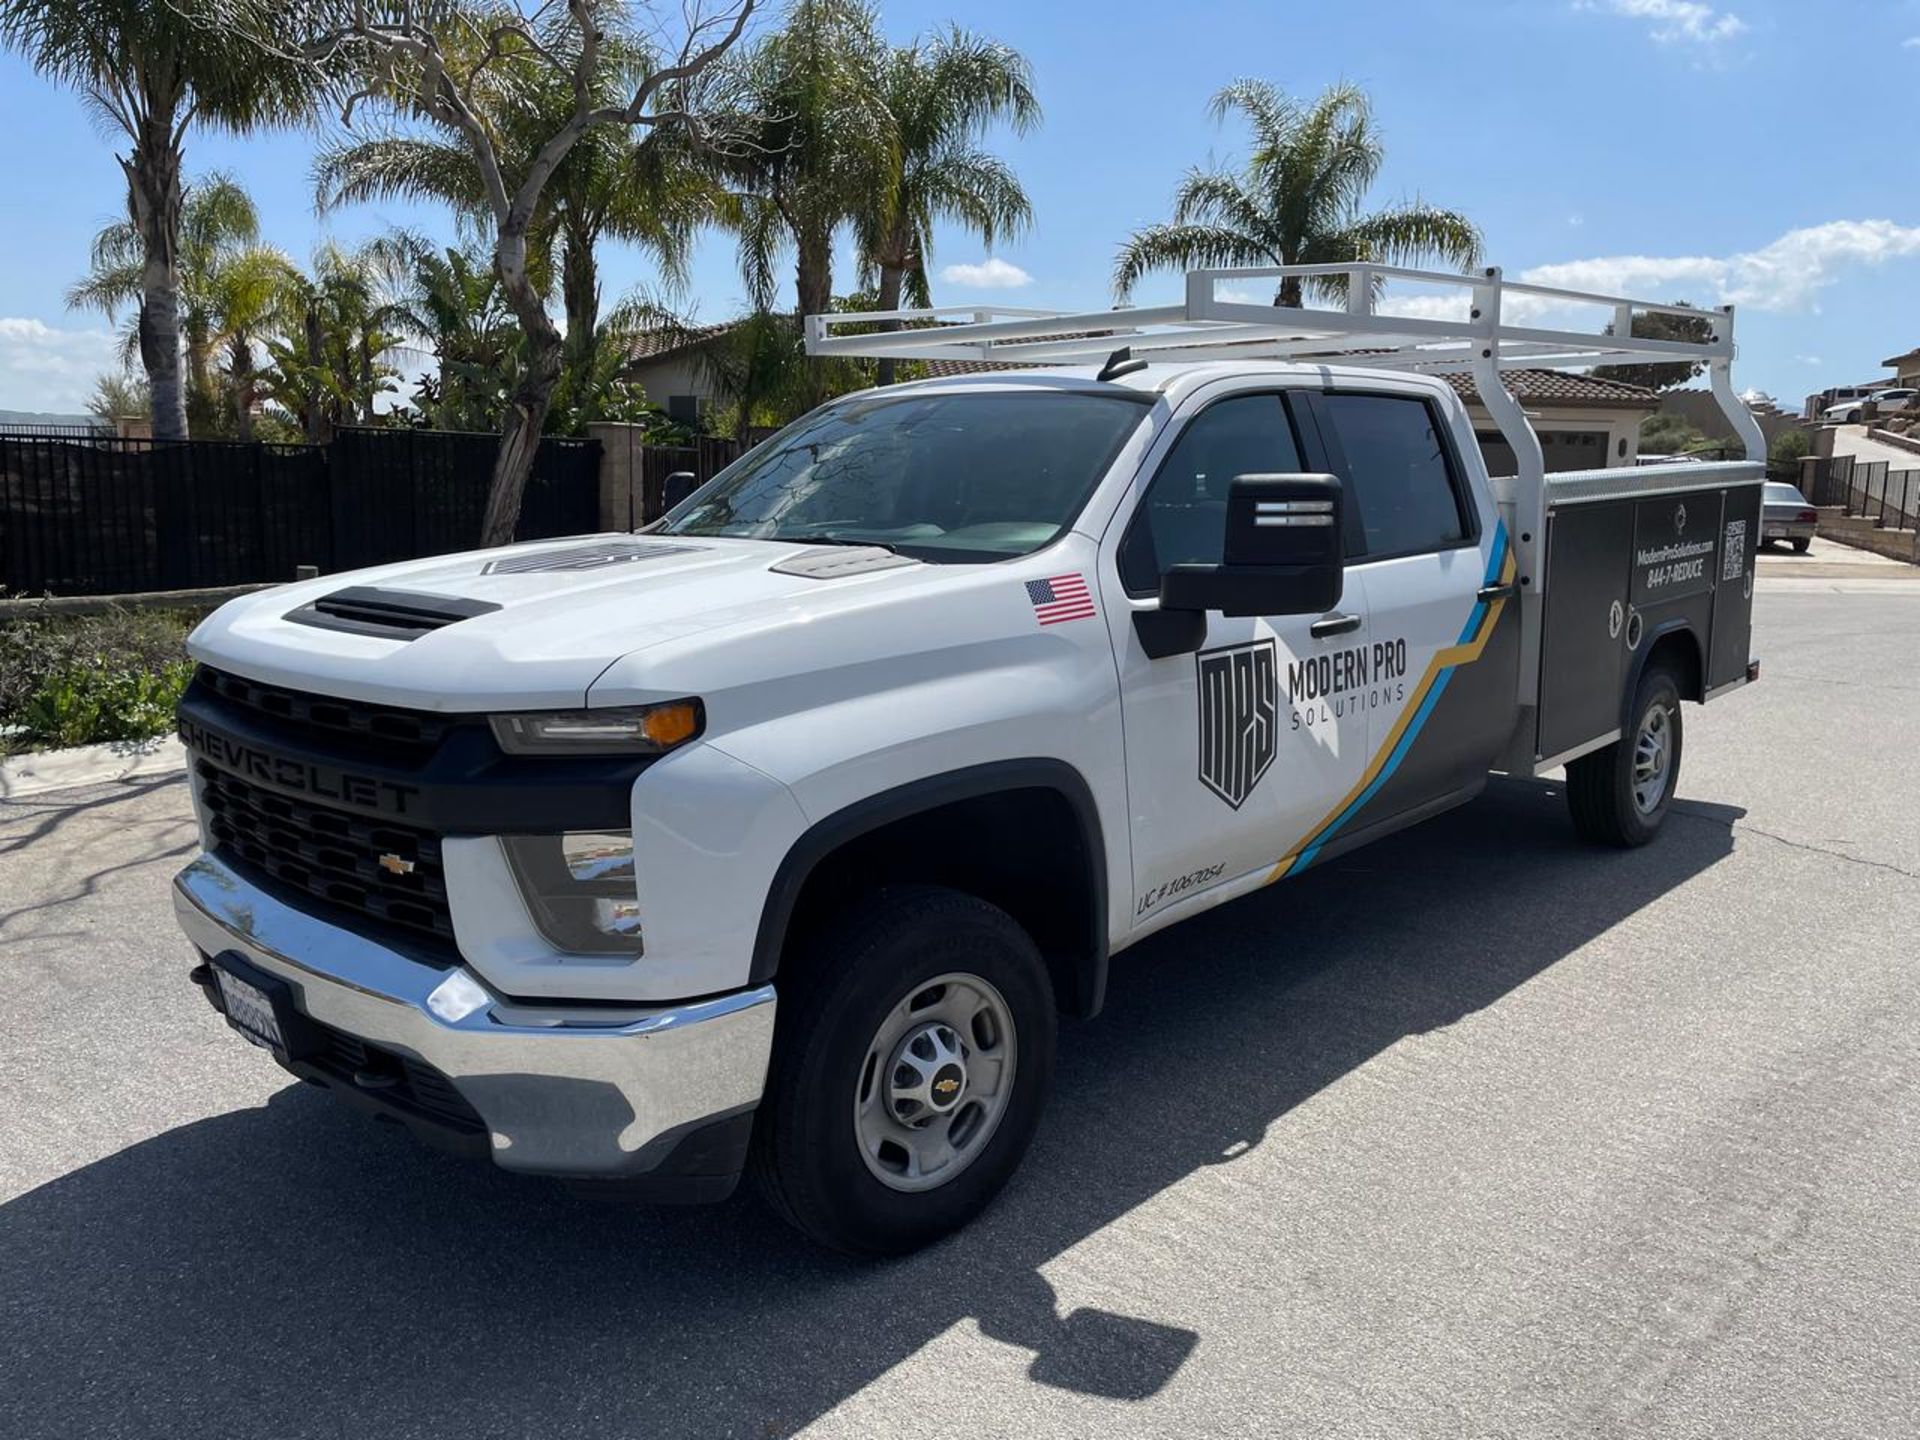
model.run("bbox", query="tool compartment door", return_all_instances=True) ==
[1537,501,1634,763]
[1707,482,1761,690]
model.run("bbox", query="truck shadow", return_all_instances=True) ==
[0,777,1742,1439]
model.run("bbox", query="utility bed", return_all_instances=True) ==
[1520,460,1762,769]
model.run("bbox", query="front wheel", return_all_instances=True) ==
[750,886,1057,1255]
[1566,667,1683,847]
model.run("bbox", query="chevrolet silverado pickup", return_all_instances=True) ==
[172,265,1765,1253]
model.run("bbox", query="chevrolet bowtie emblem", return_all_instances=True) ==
[377,852,416,876]
[934,1077,960,1095]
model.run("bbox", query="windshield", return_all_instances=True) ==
[1764,482,1805,503]
[660,389,1150,563]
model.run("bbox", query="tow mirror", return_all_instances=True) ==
[1136,474,1345,659]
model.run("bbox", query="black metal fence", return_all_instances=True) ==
[1799,452,1920,560]
[0,427,603,597]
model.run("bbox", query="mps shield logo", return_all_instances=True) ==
[1196,640,1279,810]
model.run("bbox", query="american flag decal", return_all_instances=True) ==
[1025,573,1097,626]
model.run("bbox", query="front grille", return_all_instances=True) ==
[198,762,455,943]
[314,1027,486,1134]
[195,666,451,754]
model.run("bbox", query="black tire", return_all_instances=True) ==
[1566,666,1683,847]
[1792,536,1812,553]
[750,885,1057,1255]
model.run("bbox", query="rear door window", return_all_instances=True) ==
[1322,393,1473,559]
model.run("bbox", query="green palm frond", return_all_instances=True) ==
[1112,223,1277,300]
[1118,80,1480,305]
[1334,202,1484,271]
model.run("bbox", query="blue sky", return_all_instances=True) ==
[3,0,1918,414]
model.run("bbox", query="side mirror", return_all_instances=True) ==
[662,469,700,510]
[1135,474,1345,659]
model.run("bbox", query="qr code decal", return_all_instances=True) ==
[1722,519,1747,580]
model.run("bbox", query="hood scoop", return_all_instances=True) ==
[769,546,918,580]
[286,586,502,641]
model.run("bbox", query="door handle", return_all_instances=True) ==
[1310,611,1362,639]
[1476,582,1516,603]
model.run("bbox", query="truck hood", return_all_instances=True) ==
[187,534,937,710]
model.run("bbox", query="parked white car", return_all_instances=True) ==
[1823,388,1917,423]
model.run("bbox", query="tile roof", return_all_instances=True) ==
[622,321,735,364]
[1438,369,1659,409]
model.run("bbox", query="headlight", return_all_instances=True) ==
[490,700,702,756]
[502,831,645,954]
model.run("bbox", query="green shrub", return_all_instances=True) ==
[0,605,199,753]
[1769,427,1813,471]
[18,659,196,748]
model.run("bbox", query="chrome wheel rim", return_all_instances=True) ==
[853,972,1017,1194]
[1632,702,1673,815]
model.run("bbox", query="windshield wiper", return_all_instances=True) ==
[781,535,901,554]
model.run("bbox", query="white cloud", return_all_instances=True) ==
[1366,221,1920,344]
[1905,35,1920,48]
[939,257,1033,290]
[1796,354,1824,366]
[1520,219,1920,312]
[0,318,123,416]
[1586,0,1746,45]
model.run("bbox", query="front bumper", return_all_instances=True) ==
[173,853,775,1183]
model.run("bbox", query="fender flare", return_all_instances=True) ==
[748,759,1111,1019]
[1621,617,1702,729]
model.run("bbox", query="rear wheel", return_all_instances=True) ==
[750,885,1056,1255]
[1566,667,1683,847]
[1792,536,1812,553]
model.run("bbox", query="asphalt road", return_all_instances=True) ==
[3,579,1918,1439]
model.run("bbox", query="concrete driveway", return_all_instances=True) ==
[3,580,1917,1439]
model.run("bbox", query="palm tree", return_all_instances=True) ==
[723,0,896,326]
[263,242,404,442]
[206,246,300,441]
[67,173,276,436]
[1113,80,1482,309]
[858,27,1038,385]
[2,0,324,437]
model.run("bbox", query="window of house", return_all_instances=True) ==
[1118,394,1305,593]
[1323,393,1471,558]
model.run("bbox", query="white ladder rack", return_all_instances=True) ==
[806,263,1768,713]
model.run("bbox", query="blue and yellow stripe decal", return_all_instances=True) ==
[1269,524,1516,880]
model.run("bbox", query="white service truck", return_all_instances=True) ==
[172,265,1766,1253]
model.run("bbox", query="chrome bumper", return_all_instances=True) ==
[172,854,775,1178]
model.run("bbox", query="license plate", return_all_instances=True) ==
[1765,525,1789,538]
[214,966,286,1052]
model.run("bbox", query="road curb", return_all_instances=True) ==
[0,736,187,800]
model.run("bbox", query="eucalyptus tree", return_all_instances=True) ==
[268,0,757,543]
[1,0,324,437]
[857,25,1038,385]
[1113,80,1482,308]
[314,42,717,405]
